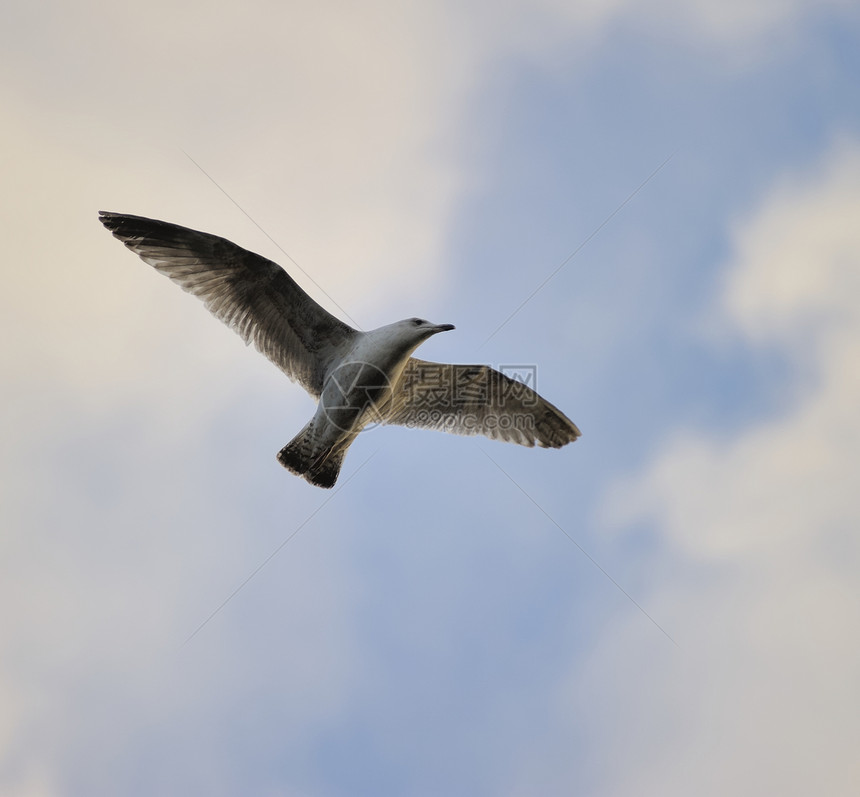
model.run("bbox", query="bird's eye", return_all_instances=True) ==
[413,318,424,326]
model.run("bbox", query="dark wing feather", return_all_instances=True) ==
[99,212,356,397]
[383,358,580,447]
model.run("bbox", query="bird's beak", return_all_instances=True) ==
[431,323,456,333]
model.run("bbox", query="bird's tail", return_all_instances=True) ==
[277,423,347,489]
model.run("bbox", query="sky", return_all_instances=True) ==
[2,1,860,795]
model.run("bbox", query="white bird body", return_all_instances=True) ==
[286,319,456,485]
[99,212,580,487]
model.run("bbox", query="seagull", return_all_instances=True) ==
[99,212,580,487]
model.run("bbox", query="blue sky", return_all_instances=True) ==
[2,2,860,795]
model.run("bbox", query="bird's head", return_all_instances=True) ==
[401,317,456,338]
[371,317,456,358]
[397,317,456,349]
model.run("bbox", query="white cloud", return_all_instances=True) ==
[0,8,489,789]
[1,0,853,402]
[656,0,852,44]
[592,139,860,795]
[0,415,363,794]
[725,140,860,348]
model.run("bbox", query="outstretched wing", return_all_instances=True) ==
[99,212,357,397]
[383,358,581,448]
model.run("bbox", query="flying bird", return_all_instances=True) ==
[99,212,580,487]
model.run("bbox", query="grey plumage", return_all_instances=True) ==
[100,211,580,487]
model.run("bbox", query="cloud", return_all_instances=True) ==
[0,410,364,795]
[2,0,853,408]
[2,2,859,795]
[0,7,516,790]
[725,139,860,349]
[654,0,853,45]
[593,139,860,795]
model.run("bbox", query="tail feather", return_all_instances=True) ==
[277,423,347,489]
[306,447,347,489]
[276,422,315,475]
